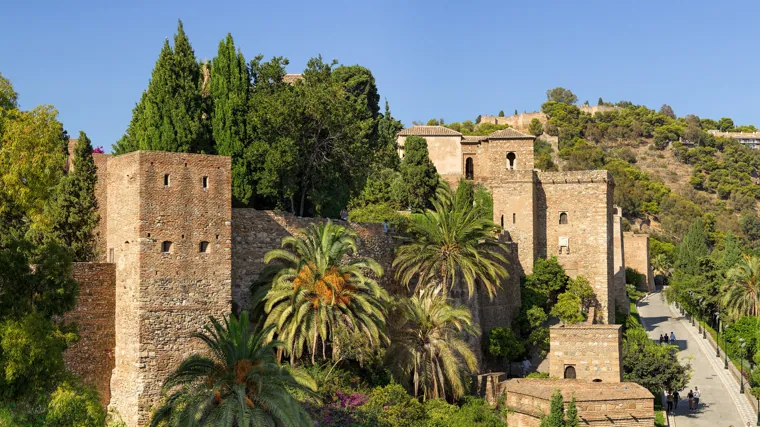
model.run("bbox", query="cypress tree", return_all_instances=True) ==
[566,395,579,427]
[540,389,565,427]
[399,135,438,211]
[49,131,100,261]
[211,33,251,206]
[719,231,742,271]
[675,219,710,276]
[375,99,403,171]
[113,21,207,154]
[475,114,481,124]
[498,110,505,117]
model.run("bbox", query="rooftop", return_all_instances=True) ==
[488,128,535,139]
[462,135,487,143]
[503,378,652,401]
[397,126,463,137]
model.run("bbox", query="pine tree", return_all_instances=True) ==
[675,219,710,276]
[566,395,579,427]
[498,110,505,117]
[597,97,604,106]
[475,114,481,124]
[540,389,565,427]
[399,135,438,211]
[720,231,742,271]
[211,33,251,206]
[375,99,404,171]
[113,21,207,154]
[49,131,100,261]
[514,109,518,115]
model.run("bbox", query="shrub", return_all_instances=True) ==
[526,372,550,379]
[625,267,644,288]
[359,383,426,427]
[45,381,106,427]
[348,203,411,233]
[425,396,504,427]
[486,327,525,362]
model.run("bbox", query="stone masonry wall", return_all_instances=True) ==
[612,207,628,314]
[536,171,614,322]
[548,324,623,382]
[108,152,232,427]
[64,263,116,406]
[623,232,654,292]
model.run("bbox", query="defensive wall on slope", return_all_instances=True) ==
[623,232,655,292]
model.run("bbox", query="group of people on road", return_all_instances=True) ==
[666,387,701,413]
[659,331,676,344]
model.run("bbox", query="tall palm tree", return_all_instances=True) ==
[262,220,388,364]
[385,286,479,401]
[393,188,508,299]
[723,254,760,318]
[150,312,315,427]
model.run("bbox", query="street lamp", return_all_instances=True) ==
[724,320,729,370]
[697,297,704,335]
[739,338,746,394]
[715,312,721,358]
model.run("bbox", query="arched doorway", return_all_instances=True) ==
[506,152,516,170]
[564,365,576,379]
[465,157,474,180]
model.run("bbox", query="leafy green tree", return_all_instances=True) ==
[385,286,479,401]
[529,118,543,136]
[262,221,388,364]
[350,168,401,209]
[498,110,505,117]
[0,73,18,110]
[211,34,251,206]
[393,188,508,299]
[540,390,565,427]
[551,292,584,325]
[675,219,710,276]
[566,396,579,427]
[722,255,760,318]
[597,97,603,106]
[45,380,106,427]
[568,276,596,312]
[475,114,481,124]
[47,131,100,261]
[398,135,438,211]
[545,87,577,105]
[486,327,525,367]
[719,232,742,271]
[114,21,208,154]
[718,117,735,132]
[150,312,316,427]
[524,257,569,307]
[622,328,691,395]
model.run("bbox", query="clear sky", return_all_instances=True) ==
[2,0,758,151]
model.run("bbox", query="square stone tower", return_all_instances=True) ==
[106,151,232,426]
[549,324,623,382]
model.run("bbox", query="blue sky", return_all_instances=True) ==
[2,0,758,151]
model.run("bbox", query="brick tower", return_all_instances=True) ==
[106,151,232,426]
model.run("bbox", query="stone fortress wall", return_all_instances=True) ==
[623,232,655,292]
[480,105,619,131]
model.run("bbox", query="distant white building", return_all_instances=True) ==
[708,130,760,149]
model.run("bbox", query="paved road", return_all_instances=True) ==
[637,291,756,427]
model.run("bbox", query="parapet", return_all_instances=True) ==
[536,170,614,185]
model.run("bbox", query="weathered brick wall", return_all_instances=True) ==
[108,151,232,427]
[503,378,654,427]
[536,171,614,322]
[623,232,654,292]
[548,324,622,382]
[64,263,116,406]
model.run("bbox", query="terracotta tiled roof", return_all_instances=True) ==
[488,128,534,139]
[462,135,487,143]
[282,74,303,84]
[503,378,653,401]
[397,126,463,137]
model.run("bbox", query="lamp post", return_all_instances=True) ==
[715,312,721,358]
[724,321,729,369]
[739,338,746,394]
[697,297,704,335]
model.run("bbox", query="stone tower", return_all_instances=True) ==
[106,151,232,426]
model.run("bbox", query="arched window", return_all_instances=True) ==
[199,241,210,253]
[559,212,568,224]
[465,157,474,180]
[564,365,576,379]
[506,152,516,170]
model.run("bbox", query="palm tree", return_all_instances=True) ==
[722,254,760,318]
[651,253,670,277]
[393,188,508,299]
[150,312,315,427]
[385,286,479,401]
[262,220,388,364]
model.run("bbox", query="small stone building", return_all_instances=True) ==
[502,324,653,426]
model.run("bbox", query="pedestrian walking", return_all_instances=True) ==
[666,392,674,413]
[659,334,664,344]
[687,389,694,410]
[670,331,676,342]
[673,390,680,409]
[664,333,669,344]
[694,386,701,411]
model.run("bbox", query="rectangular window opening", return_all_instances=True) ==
[202,176,208,189]
[164,174,170,187]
